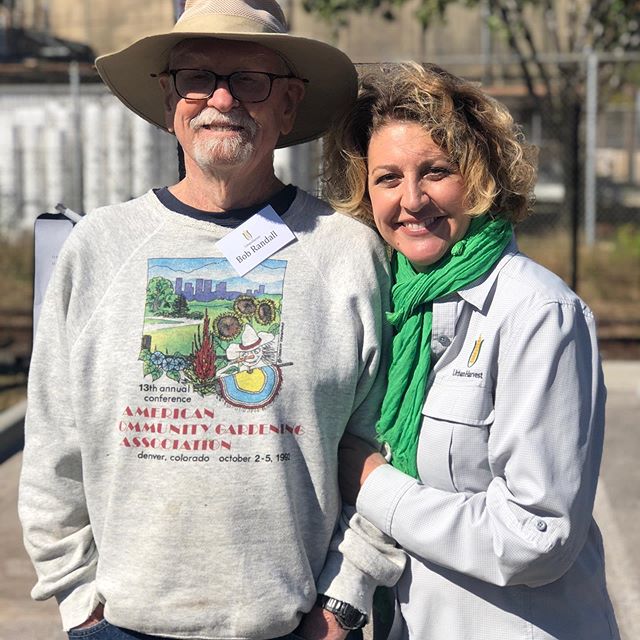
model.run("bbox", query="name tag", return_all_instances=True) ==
[216,205,296,276]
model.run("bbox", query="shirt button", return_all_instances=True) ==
[438,336,451,346]
[535,520,547,532]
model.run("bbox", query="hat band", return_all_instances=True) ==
[174,14,287,35]
[240,338,262,351]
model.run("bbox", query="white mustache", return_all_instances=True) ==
[190,108,257,135]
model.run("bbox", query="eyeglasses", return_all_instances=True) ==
[167,69,308,103]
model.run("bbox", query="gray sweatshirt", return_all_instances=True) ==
[19,189,404,638]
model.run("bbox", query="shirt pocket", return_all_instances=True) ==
[418,383,494,493]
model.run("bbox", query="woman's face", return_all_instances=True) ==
[367,121,471,270]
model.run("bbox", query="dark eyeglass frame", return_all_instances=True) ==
[164,69,308,103]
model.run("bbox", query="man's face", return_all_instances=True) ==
[160,39,304,175]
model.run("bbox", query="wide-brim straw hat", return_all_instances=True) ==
[95,0,357,148]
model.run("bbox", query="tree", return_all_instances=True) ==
[146,276,177,315]
[304,0,640,284]
[171,293,190,318]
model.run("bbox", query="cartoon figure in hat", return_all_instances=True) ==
[216,324,276,376]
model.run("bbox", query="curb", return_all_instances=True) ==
[602,361,640,396]
[0,398,27,464]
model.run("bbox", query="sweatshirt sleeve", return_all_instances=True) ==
[356,298,605,588]
[316,232,405,613]
[18,237,101,631]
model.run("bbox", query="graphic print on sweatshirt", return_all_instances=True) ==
[139,257,288,410]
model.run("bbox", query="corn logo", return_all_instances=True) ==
[242,230,253,241]
[467,336,483,367]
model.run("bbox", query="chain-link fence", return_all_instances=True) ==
[413,54,640,347]
[1,56,639,346]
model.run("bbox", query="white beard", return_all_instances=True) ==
[190,108,258,169]
[192,133,255,168]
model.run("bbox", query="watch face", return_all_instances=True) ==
[338,606,367,629]
[318,595,367,631]
[321,597,367,630]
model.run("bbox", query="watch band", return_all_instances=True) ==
[317,594,368,630]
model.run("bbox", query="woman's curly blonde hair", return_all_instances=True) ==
[323,63,537,225]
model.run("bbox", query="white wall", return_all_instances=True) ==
[0,84,178,232]
[0,83,320,234]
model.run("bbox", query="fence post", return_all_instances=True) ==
[83,101,104,213]
[0,120,19,231]
[44,101,67,210]
[20,110,44,228]
[630,90,640,183]
[569,100,581,293]
[584,50,598,247]
[69,61,84,212]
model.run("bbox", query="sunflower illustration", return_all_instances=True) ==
[234,295,257,317]
[255,299,277,325]
[212,312,243,340]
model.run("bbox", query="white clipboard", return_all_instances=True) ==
[33,205,83,339]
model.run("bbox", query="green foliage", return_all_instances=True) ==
[413,0,453,28]
[171,294,190,318]
[303,0,455,25]
[140,349,164,381]
[139,347,190,383]
[303,0,640,64]
[303,0,386,24]
[614,224,640,259]
[145,276,177,315]
[0,233,34,311]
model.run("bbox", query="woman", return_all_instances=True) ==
[324,63,619,640]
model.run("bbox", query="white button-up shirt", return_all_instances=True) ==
[358,241,620,640]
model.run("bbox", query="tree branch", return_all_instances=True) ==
[543,0,563,53]
[495,0,554,113]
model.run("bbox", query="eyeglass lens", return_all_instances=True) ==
[174,70,276,103]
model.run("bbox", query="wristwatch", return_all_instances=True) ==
[317,594,368,630]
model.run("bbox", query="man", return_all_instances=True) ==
[18,0,403,638]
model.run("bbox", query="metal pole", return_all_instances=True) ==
[584,50,598,247]
[69,60,83,211]
[481,0,493,85]
[629,90,639,183]
[569,101,581,293]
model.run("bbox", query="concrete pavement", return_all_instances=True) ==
[1,361,638,639]
[595,361,640,640]
[0,451,66,640]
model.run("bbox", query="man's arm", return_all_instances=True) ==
[18,242,101,631]
[311,233,405,627]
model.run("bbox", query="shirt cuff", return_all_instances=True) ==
[356,464,415,537]
[316,550,378,614]
[55,581,100,631]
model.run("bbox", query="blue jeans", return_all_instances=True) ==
[67,619,363,640]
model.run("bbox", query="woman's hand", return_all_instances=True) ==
[338,434,387,505]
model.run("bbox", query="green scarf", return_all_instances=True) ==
[376,215,513,479]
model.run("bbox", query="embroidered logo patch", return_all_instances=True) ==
[467,335,484,367]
